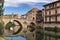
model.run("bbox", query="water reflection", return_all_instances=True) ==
[4,36,26,40]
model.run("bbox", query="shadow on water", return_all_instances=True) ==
[4,36,26,40]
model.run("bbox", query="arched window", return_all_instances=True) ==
[33,17,35,21]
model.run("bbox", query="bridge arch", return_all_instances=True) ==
[13,20,23,35]
[5,20,23,35]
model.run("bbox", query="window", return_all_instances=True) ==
[55,9,57,14]
[45,6,47,9]
[45,11,47,15]
[33,17,35,21]
[45,17,47,22]
[49,17,51,22]
[47,17,49,22]
[21,15,26,19]
[49,5,52,8]
[54,3,57,7]
[55,16,57,24]
[49,10,51,15]
[52,4,54,7]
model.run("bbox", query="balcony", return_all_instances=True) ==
[45,6,60,11]
[36,18,43,23]
[45,13,60,17]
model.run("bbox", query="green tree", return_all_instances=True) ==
[0,22,4,36]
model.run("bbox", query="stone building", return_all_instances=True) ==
[36,10,43,26]
[42,0,60,40]
[43,0,60,28]
[26,8,39,21]
[25,8,43,40]
[26,8,43,25]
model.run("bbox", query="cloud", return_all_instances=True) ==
[4,0,57,7]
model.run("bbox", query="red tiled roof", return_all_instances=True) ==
[44,0,60,7]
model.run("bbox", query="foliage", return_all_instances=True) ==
[5,22,15,31]
[0,22,4,36]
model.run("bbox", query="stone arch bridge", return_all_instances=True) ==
[0,15,36,37]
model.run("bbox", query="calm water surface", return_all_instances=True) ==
[4,36,26,40]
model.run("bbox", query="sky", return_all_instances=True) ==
[4,0,57,15]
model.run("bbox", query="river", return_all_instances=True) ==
[4,36,26,40]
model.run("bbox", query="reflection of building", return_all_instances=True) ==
[43,0,60,27]
[0,0,4,15]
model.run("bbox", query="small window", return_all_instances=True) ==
[49,10,51,15]
[45,11,47,15]
[55,3,57,7]
[45,17,47,22]
[33,17,35,20]
[55,9,57,13]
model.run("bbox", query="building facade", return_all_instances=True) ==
[43,0,60,28]
[26,8,39,21]
[42,0,60,40]
[25,8,43,40]
[26,8,43,25]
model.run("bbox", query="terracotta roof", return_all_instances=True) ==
[43,0,60,7]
